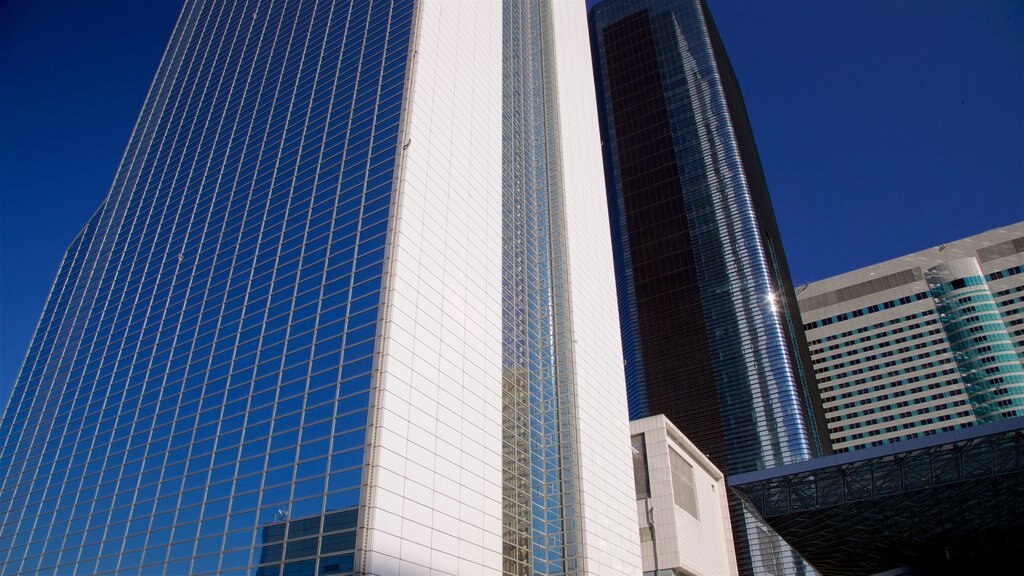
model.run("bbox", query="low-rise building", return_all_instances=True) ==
[631,415,739,576]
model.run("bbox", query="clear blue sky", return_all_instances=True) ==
[1,0,1022,407]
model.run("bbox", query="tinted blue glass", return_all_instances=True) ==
[501,1,582,574]
[928,275,1024,420]
[590,1,829,574]
[591,0,821,475]
[0,1,414,575]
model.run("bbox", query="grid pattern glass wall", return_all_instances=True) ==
[589,0,825,478]
[590,2,828,574]
[0,1,414,574]
[925,259,1024,421]
[502,0,583,573]
[984,245,1024,357]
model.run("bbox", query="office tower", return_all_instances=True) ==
[799,222,1024,453]
[590,1,828,574]
[589,0,828,480]
[0,1,641,575]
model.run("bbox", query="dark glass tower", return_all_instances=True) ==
[590,1,830,574]
[590,0,829,477]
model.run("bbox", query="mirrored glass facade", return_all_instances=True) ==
[926,260,1024,418]
[2,1,643,575]
[1,0,413,574]
[501,0,582,574]
[589,0,828,477]
[589,1,830,574]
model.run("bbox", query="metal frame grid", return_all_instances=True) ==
[730,419,1024,575]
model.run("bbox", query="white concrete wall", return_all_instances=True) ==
[632,415,738,576]
[361,1,504,573]
[551,0,644,573]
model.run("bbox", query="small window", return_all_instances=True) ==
[631,435,650,499]
[669,449,698,518]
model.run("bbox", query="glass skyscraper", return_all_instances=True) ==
[0,1,640,575]
[589,0,829,574]
[590,0,829,476]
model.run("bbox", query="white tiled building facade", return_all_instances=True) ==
[362,0,641,574]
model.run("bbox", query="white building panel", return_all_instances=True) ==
[632,415,739,576]
[361,1,504,573]
[551,1,644,573]
[362,2,643,574]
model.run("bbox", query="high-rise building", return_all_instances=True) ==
[589,0,829,478]
[0,1,641,575]
[798,222,1024,453]
[589,1,829,574]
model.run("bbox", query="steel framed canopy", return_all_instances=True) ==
[728,418,1024,575]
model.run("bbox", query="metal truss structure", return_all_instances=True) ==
[729,418,1024,575]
